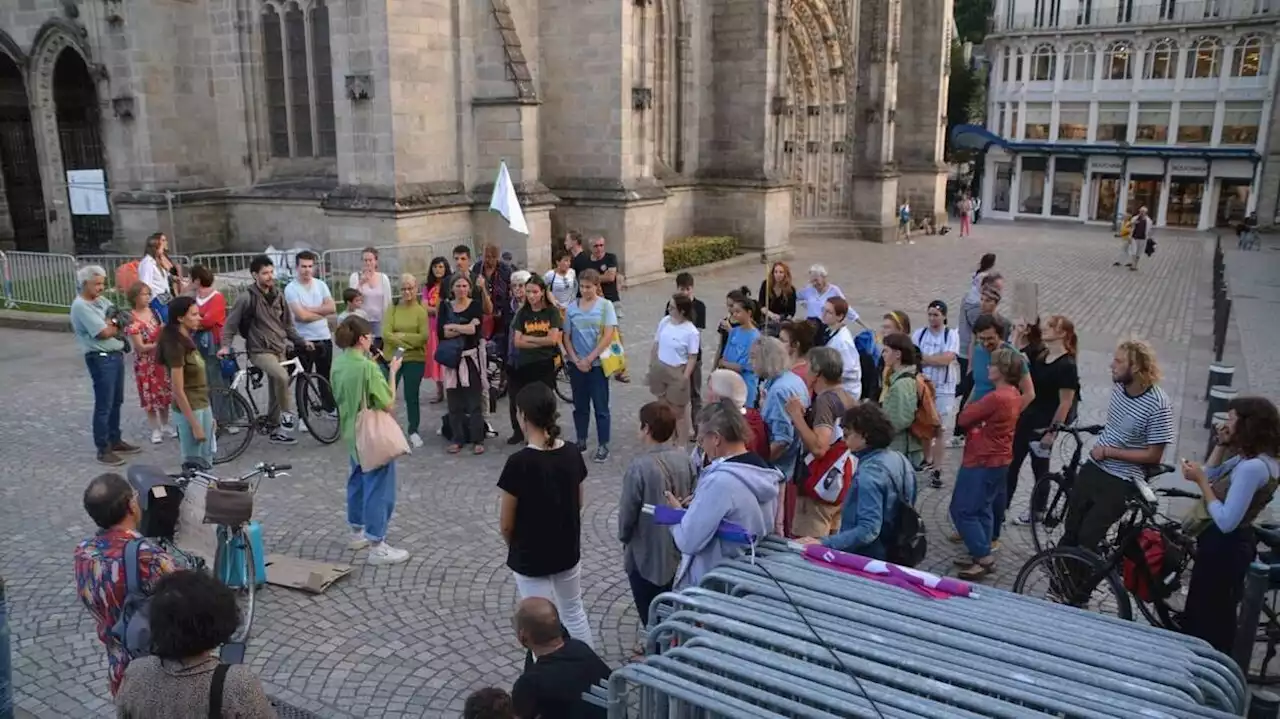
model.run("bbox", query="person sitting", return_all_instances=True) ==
[115,570,275,718]
[74,473,178,697]
[465,688,515,719]
[511,597,611,719]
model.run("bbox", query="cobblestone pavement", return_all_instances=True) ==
[0,221,1210,717]
[1224,233,1280,400]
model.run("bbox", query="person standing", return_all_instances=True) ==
[188,265,240,433]
[1125,206,1152,271]
[785,347,857,538]
[673,272,708,427]
[544,250,577,309]
[1009,316,1080,525]
[499,384,594,647]
[479,242,515,341]
[125,283,176,445]
[422,256,451,404]
[561,270,616,460]
[451,244,498,438]
[759,262,798,334]
[219,254,313,445]
[439,273,488,454]
[897,201,912,241]
[579,235,629,382]
[137,233,179,323]
[383,273,429,448]
[959,195,974,237]
[564,230,593,284]
[507,275,563,445]
[347,247,393,341]
[952,277,1006,447]
[649,295,702,446]
[880,333,925,469]
[797,265,845,325]
[754,336,810,535]
[284,250,337,412]
[331,314,410,565]
[72,265,142,466]
[820,297,864,399]
[718,295,762,408]
[158,297,215,468]
[915,300,960,487]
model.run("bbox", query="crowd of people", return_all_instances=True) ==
[65,229,1280,717]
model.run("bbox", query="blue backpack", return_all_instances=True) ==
[108,538,153,659]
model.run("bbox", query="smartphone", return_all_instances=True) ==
[393,347,405,360]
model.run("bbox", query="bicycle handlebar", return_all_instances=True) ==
[170,461,291,483]
[1157,487,1201,500]
[1036,423,1105,436]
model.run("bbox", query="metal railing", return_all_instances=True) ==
[994,0,1274,33]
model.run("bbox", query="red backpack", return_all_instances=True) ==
[1122,527,1185,602]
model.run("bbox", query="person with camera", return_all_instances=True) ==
[71,265,143,466]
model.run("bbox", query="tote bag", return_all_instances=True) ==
[355,363,410,471]
[598,303,626,377]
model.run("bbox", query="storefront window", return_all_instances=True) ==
[1051,158,1085,217]
[1025,103,1052,140]
[1128,176,1163,214]
[1057,103,1089,140]
[1176,102,1215,144]
[992,163,1013,212]
[1020,157,1048,215]
[1093,174,1121,221]
[1135,102,1171,143]
[1222,102,1262,145]
[1097,102,1130,142]
[1166,180,1204,227]
[1216,181,1251,226]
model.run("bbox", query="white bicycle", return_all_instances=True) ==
[211,351,339,464]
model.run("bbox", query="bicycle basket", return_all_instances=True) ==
[203,480,254,526]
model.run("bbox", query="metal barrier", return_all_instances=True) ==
[1,251,79,310]
[587,541,1247,718]
[322,239,471,300]
[77,253,193,290]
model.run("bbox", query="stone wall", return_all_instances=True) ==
[1257,87,1280,226]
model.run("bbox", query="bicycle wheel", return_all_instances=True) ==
[296,372,340,444]
[1250,590,1280,685]
[1013,546,1133,620]
[555,362,573,403]
[1029,473,1071,552]
[210,388,254,465]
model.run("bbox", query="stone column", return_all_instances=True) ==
[894,0,950,227]
[848,0,900,242]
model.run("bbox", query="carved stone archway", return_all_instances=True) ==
[0,36,47,252]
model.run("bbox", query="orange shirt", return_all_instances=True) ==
[958,384,1022,468]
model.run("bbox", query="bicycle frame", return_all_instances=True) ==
[227,354,305,421]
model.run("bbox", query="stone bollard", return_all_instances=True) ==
[1205,362,1235,399]
[1250,690,1280,719]
[1206,411,1229,460]
[1205,386,1239,429]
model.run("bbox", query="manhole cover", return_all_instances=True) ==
[270,698,328,719]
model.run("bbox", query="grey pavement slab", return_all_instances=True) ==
[0,220,1211,717]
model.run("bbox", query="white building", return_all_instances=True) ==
[972,0,1277,230]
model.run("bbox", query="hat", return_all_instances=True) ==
[510,270,532,285]
[927,299,948,316]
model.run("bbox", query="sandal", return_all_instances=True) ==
[473,444,486,455]
[447,444,461,454]
[957,559,995,580]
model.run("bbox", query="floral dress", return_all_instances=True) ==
[423,283,443,381]
[129,313,173,413]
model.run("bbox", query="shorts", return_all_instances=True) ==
[934,394,955,421]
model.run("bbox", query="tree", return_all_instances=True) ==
[945,43,986,161]
[954,0,993,44]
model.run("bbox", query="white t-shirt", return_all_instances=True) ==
[655,316,700,367]
[825,325,863,399]
[284,279,333,341]
[137,255,170,297]
[914,325,961,396]
[544,269,577,307]
[797,283,850,321]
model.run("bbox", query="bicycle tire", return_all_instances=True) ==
[1013,545,1133,620]
[296,372,340,445]
[555,363,573,403]
[1029,473,1071,552]
[210,388,254,465]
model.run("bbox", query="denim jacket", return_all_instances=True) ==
[760,371,809,481]
[821,447,916,559]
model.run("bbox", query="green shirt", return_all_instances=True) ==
[331,348,395,461]
[70,295,126,354]
[383,302,429,363]
[160,343,210,410]
[512,304,563,366]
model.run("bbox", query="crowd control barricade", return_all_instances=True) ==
[585,540,1246,718]
[321,238,472,301]
[188,252,270,306]
[1,251,78,310]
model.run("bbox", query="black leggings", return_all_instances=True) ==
[1182,525,1255,654]
[1005,417,1051,510]
[508,358,558,437]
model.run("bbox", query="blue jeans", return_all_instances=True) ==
[149,294,170,323]
[567,365,610,444]
[949,465,1008,559]
[346,458,397,543]
[174,406,216,467]
[85,351,125,451]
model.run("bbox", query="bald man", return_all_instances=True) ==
[511,597,610,719]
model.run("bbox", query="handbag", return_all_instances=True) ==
[598,307,626,377]
[355,362,410,471]
[203,481,254,526]
[433,304,465,369]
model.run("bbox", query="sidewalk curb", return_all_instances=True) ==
[0,310,71,333]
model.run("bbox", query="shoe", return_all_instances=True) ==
[957,560,994,580]
[929,468,943,489]
[947,532,962,543]
[165,426,178,439]
[506,435,525,446]
[409,433,424,449]
[594,445,610,463]
[367,543,410,565]
[615,373,631,384]
[269,431,297,445]
[1113,261,1122,266]
[435,426,443,437]
[280,412,297,431]
[97,450,125,466]
[226,426,241,435]
[953,555,974,567]
[485,422,499,439]
[150,429,164,445]
[348,531,370,551]
[946,436,965,449]
[111,441,142,455]
[990,539,1002,551]
[1012,511,1042,527]
[576,441,588,453]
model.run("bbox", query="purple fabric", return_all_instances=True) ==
[801,544,975,598]
[651,505,757,544]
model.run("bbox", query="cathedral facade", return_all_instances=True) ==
[0,0,949,280]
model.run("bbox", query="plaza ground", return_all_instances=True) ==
[1,219,1273,717]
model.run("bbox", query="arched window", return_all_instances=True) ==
[1186,36,1222,79]
[1104,41,1132,80]
[1030,44,1057,81]
[1143,38,1177,80]
[261,0,336,159]
[1063,42,1095,82]
[1232,35,1267,77]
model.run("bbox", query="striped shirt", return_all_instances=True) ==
[1091,383,1175,482]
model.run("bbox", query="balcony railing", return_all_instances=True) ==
[994,1,1274,33]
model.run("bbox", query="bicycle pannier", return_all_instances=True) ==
[203,481,254,526]
[1122,527,1185,602]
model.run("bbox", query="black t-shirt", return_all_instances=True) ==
[570,251,593,296]
[758,280,797,319]
[437,299,485,350]
[511,639,611,719]
[497,443,588,577]
[579,252,621,302]
[512,305,563,367]
[1023,347,1081,425]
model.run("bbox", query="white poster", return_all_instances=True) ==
[66,169,110,216]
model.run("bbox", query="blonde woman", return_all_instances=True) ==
[384,273,429,448]
[348,247,393,342]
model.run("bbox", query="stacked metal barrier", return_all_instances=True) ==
[586,540,1247,718]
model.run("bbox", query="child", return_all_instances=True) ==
[674,272,707,430]
[949,346,1024,580]
[338,287,369,323]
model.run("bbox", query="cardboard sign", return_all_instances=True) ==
[1011,280,1040,326]
[263,554,353,594]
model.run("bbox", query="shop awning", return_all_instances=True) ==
[949,124,1261,162]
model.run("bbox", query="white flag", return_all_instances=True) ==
[489,161,529,235]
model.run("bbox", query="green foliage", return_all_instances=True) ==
[946,42,987,161]
[954,0,993,43]
[663,236,739,273]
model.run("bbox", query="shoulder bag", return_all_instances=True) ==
[356,359,410,471]
[598,301,627,377]
[434,304,466,369]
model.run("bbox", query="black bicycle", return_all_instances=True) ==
[1025,423,1104,552]
[484,339,573,413]
[1244,525,1280,684]
[211,351,339,464]
[1013,466,1198,627]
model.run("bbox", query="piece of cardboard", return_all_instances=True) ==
[1011,280,1040,326]
[263,554,353,594]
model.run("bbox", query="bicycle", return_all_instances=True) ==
[211,351,339,464]
[1240,524,1280,684]
[166,460,291,664]
[1013,466,1199,627]
[1024,423,1104,552]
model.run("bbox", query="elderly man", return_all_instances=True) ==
[71,265,142,465]
[511,597,610,719]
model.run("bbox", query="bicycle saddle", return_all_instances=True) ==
[1143,463,1178,480]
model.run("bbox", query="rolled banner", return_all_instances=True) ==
[644,504,757,545]
[802,544,976,599]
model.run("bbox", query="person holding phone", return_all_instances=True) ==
[383,274,429,448]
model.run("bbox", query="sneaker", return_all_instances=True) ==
[111,441,142,455]
[1012,511,1042,527]
[269,431,297,445]
[506,435,525,446]
[280,412,297,431]
[97,450,125,466]
[576,440,588,453]
[165,426,178,439]
[367,543,410,566]
[150,429,164,445]
[409,432,424,449]
[593,445,610,463]
[485,422,499,439]
[957,560,994,580]
[946,436,965,449]
[348,531,370,551]
[225,426,241,435]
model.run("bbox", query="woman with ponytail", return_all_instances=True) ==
[719,291,763,408]
[497,383,595,647]
[157,296,215,467]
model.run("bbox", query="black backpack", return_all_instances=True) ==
[883,453,927,567]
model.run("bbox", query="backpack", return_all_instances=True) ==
[853,329,881,401]
[892,370,942,442]
[799,439,855,506]
[108,538,153,659]
[115,260,140,291]
[883,453,926,567]
[235,292,257,346]
[1122,527,1186,602]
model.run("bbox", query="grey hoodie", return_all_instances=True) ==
[671,452,782,589]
